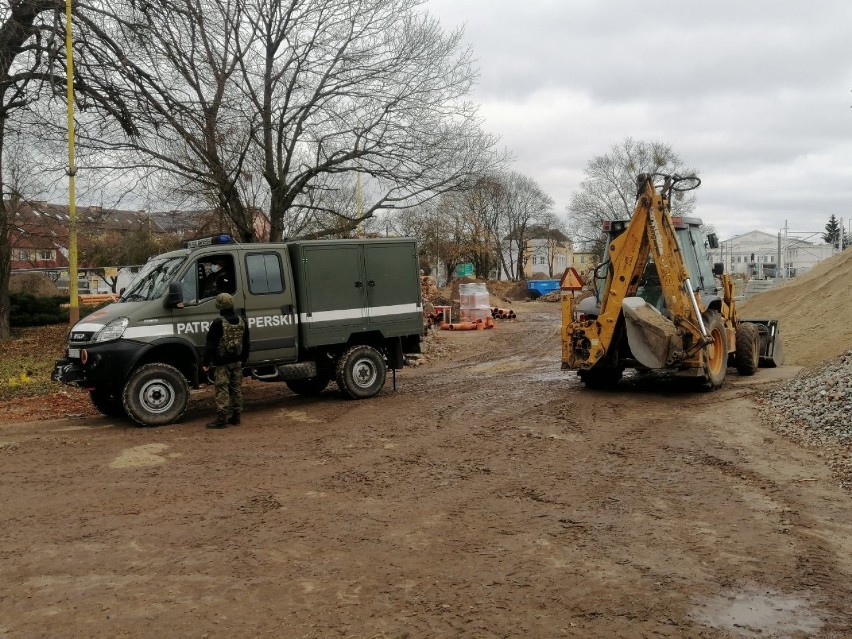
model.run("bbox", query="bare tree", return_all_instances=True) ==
[0,0,67,339]
[567,137,698,255]
[71,0,503,242]
[503,171,554,279]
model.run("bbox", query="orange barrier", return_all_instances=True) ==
[80,293,119,306]
[61,293,119,309]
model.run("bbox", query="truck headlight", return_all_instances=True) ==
[93,317,129,342]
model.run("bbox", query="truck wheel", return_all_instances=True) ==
[735,322,760,376]
[701,311,728,390]
[578,367,622,389]
[336,345,387,399]
[286,374,331,397]
[90,389,127,418]
[122,363,189,427]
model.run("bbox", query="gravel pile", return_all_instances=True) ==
[756,350,852,488]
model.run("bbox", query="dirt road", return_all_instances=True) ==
[1,303,850,638]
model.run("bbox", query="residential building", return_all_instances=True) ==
[710,230,836,279]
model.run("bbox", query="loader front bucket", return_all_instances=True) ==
[622,297,681,369]
[746,319,785,367]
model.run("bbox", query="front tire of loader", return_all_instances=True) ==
[735,322,760,376]
[701,311,728,390]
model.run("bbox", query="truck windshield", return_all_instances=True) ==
[120,256,186,302]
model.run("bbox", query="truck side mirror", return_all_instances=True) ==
[166,282,184,308]
[707,233,719,249]
[712,262,724,276]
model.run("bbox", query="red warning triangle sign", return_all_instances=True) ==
[559,267,584,291]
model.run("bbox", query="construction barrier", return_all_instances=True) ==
[61,293,119,309]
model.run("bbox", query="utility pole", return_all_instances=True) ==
[66,0,79,325]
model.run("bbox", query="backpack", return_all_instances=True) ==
[217,317,245,358]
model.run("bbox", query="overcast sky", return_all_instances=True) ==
[426,0,852,242]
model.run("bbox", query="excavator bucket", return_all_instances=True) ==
[622,297,681,369]
[747,319,785,367]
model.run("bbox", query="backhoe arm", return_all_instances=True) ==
[563,174,708,370]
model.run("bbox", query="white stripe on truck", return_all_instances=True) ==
[300,303,421,324]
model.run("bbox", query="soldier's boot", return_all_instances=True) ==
[206,413,228,429]
[227,412,241,426]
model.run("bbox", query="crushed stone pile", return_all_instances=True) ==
[741,247,852,489]
[756,350,852,489]
[757,350,852,445]
[739,246,852,367]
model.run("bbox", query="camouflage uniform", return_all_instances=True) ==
[203,293,250,429]
[214,361,243,422]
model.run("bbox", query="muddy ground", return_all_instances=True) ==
[1,303,850,638]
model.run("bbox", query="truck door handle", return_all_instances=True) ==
[354,280,363,288]
[367,280,375,287]
[281,304,293,315]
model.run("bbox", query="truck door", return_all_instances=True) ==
[363,242,421,327]
[172,252,241,353]
[241,250,297,364]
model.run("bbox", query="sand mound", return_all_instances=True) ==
[739,247,852,367]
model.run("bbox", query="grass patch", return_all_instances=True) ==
[0,324,69,401]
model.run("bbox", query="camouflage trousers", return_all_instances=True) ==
[214,361,243,417]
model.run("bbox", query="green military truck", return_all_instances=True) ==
[53,235,424,426]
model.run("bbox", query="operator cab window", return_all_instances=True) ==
[178,254,236,305]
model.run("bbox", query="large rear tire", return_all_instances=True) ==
[735,322,760,376]
[122,363,189,426]
[336,345,387,399]
[701,311,728,390]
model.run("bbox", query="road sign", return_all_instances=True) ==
[559,267,584,291]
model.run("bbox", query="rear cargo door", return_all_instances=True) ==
[241,249,297,364]
[364,242,421,327]
[301,243,366,330]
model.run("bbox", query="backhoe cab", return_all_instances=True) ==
[562,173,783,390]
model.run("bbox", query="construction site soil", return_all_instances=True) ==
[2,256,852,638]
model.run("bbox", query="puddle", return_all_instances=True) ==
[693,587,823,637]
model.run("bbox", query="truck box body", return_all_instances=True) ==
[288,239,423,349]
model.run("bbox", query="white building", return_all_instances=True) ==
[710,230,836,279]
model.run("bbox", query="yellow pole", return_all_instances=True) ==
[355,170,362,237]
[66,0,78,325]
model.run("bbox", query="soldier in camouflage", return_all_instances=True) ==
[202,293,251,429]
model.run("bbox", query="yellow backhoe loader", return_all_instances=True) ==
[562,173,783,389]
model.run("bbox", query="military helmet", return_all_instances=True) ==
[215,292,234,309]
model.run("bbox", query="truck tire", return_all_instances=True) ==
[701,311,728,390]
[286,374,331,397]
[90,389,127,419]
[122,363,189,427]
[577,367,622,389]
[735,322,760,376]
[336,345,387,399]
